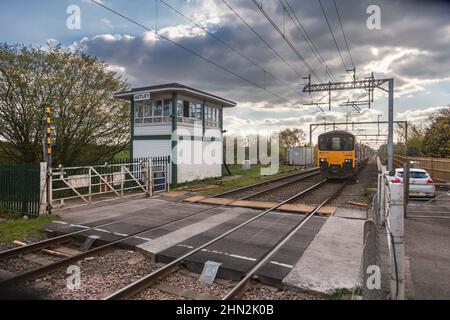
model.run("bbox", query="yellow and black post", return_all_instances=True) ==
[45,106,52,168]
[44,106,53,213]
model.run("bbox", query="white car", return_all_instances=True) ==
[391,168,435,198]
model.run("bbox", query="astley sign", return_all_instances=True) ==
[134,92,151,101]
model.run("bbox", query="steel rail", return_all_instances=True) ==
[0,197,252,286]
[0,174,322,285]
[238,171,320,200]
[0,168,318,261]
[211,167,319,198]
[0,202,185,260]
[103,179,328,300]
[223,181,348,300]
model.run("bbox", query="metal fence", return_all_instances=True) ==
[375,158,405,299]
[50,157,170,210]
[354,195,383,300]
[0,157,171,216]
[354,157,406,300]
[0,164,41,217]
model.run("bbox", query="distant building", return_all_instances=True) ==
[115,83,236,184]
[286,147,315,166]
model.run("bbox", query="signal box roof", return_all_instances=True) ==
[114,83,237,108]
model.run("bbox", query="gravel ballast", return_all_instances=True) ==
[13,249,161,300]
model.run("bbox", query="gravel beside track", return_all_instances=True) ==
[329,159,378,208]
[134,269,324,300]
[248,175,337,204]
[2,249,160,300]
[243,283,324,300]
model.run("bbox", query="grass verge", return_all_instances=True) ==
[329,288,353,300]
[0,207,59,244]
[173,164,304,196]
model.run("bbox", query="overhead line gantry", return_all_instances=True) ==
[304,75,396,172]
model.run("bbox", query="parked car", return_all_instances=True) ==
[390,168,435,198]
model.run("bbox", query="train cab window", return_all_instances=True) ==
[319,134,354,151]
[331,137,340,150]
[342,136,354,151]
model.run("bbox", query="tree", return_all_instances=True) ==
[279,128,306,148]
[405,124,425,156]
[0,43,130,165]
[423,106,450,158]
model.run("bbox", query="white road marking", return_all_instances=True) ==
[93,228,111,233]
[70,224,90,229]
[178,244,194,249]
[113,232,128,237]
[229,254,256,261]
[134,236,152,242]
[52,221,68,225]
[270,261,293,268]
[137,208,247,253]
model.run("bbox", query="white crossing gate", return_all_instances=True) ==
[50,157,170,210]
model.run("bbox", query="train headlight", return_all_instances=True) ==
[320,158,327,162]
[343,159,353,168]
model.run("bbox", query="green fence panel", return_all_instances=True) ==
[0,164,41,217]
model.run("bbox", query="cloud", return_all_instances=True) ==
[100,18,113,29]
[81,0,105,4]
[64,0,450,132]
[397,105,448,122]
[105,63,126,73]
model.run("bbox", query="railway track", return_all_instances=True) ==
[102,178,348,300]
[209,167,320,199]
[0,165,343,300]
[0,167,320,286]
[0,167,319,261]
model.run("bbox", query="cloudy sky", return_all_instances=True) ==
[1,0,449,145]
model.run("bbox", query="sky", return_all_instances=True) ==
[1,0,449,146]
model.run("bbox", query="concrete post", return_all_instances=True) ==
[147,163,152,197]
[376,157,386,226]
[387,182,405,300]
[309,125,312,146]
[379,175,386,226]
[89,167,93,203]
[39,162,47,215]
[48,167,53,212]
[120,166,124,198]
[387,79,394,173]
[377,173,381,224]
[166,161,170,192]
[144,164,150,197]
[403,161,410,218]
